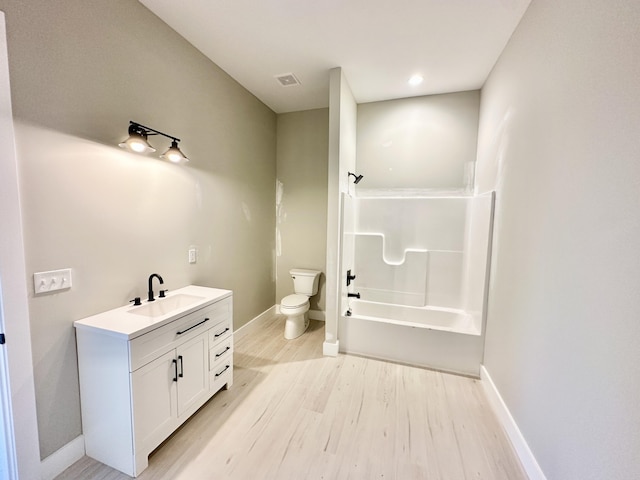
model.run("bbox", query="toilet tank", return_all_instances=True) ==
[290,269,321,296]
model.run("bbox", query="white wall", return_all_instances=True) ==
[0,11,40,479]
[477,0,640,478]
[275,109,328,311]
[0,0,276,460]
[357,91,479,190]
[324,68,357,354]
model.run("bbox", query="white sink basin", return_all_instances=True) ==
[128,294,204,317]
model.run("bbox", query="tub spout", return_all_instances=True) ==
[348,292,361,299]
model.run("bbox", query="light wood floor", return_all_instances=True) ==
[57,316,527,480]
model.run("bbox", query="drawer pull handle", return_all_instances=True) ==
[215,346,230,358]
[176,317,209,335]
[214,327,230,338]
[215,365,230,377]
[172,359,178,382]
[178,355,184,378]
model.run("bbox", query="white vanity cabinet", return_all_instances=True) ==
[74,286,233,477]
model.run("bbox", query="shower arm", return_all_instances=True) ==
[348,172,363,184]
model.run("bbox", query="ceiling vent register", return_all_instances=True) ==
[275,73,301,87]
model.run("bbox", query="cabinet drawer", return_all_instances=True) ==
[208,316,232,345]
[210,354,233,394]
[130,297,231,372]
[209,336,233,371]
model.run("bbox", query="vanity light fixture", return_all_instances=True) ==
[160,139,189,163]
[119,121,189,163]
[118,122,156,154]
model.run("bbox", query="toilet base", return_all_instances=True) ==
[284,313,310,339]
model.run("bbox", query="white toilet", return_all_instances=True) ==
[280,268,321,339]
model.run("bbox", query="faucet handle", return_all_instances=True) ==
[130,297,142,306]
[159,289,168,298]
[346,269,356,286]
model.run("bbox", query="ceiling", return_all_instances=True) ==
[139,0,531,114]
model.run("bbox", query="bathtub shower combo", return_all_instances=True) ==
[338,189,494,376]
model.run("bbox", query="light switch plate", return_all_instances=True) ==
[188,248,197,264]
[34,268,72,294]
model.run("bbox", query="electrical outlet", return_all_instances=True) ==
[34,268,72,294]
[188,248,197,264]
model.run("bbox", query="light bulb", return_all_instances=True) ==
[408,74,424,86]
[130,141,148,153]
[166,151,182,163]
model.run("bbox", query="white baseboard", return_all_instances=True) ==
[323,340,339,357]
[480,366,547,480]
[234,305,277,341]
[40,434,85,480]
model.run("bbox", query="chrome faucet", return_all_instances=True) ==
[147,273,164,302]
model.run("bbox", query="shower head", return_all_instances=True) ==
[348,172,364,184]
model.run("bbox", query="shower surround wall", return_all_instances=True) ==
[350,192,494,322]
[353,195,468,309]
[340,191,494,375]
[328,88,490,375]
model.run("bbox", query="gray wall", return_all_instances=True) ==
[357,91,480,190]
[477,0,640,478]
[0,1,276,459]
[275,109,328,312]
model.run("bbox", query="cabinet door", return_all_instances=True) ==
[176,333,210,417]
[131,350,178,457]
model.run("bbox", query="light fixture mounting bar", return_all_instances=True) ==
[129,121,180,142]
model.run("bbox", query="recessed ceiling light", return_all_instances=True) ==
[408,74,424,86]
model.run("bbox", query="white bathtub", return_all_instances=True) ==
[339,300,485,376]
[349,300,480,336]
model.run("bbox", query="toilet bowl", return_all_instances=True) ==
[281,294,310,339]
[281,268,321,339]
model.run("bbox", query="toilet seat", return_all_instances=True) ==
[281,294,309,309]
[281,294,310,318]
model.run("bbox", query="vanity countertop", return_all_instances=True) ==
[73,285,232,340]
